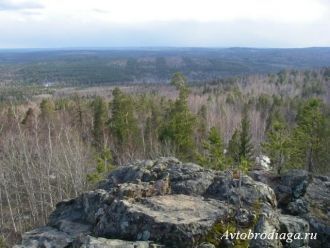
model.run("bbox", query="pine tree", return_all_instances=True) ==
[227,129,240,165]
[92,96,108,148]
[319,115,330,172]
[239,109,254,163]
[197,105,208,142]
[160,72,196,160]
[289,98,326,172]
[109,88,139,153]
[72,94,85,129]
[197,127,227,170]
[262,114,290,174]
[135,94,157,156]
[265,97,283,132]
[87,147,113,184]
[227,107,254,167]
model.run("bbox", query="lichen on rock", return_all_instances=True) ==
[15,158,329,248]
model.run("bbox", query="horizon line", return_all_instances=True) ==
[1,46,330,51]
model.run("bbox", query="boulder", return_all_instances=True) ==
[279,215,309,248]
[94,194,232,247]
[250,207,282,248]
[304,176,330,247]
[205,173,277,208]
[14,226,73,248]
[100,157,216,196]
[252,169,330,248]
[274,170,310,209]
[15,158,329,248]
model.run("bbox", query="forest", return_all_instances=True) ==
[0,66,330,246]
[1,47,330,85]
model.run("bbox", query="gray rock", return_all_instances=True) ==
[100,157,216,196]
[252,169,330,248]
[166,162,216,195]
[275,170,310,207]
[197,242,216,248]
[304,176,330,220]
[250,210,282,248]
[276,171,330,248]
[16,158,329,248]
[73,235,161,248]
[308,217,330,248]
[287,199,309,216]
[48,191,108,235]
[249,170,279,187]
[14,226,73,248]
[205,174,277,208]
[279,215,309,248]
[94,194,232,247]
[235,208,256,227]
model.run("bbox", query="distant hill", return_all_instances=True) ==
[0,47,330,85]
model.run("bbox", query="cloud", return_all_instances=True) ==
[0,0,329,48]
[0,0,43,11]
[20,0,327,24]
[93,0,326,24]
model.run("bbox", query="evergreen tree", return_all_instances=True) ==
[196,105,208,141]
[197,127,227,170]
[72,94,85,129]
[256,94,271,119]
[319,115,330,172]
[87,147,113,183]
[227,129,240,165]
[265,97,283,132]
[262,113,290,174]
[160,72,196,160]
[289,98,326,172]
[109,88,139,153]
[239,109,254,162]
[92,96,108,147]
[227,108,254,167]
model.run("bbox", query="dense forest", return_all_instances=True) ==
[0,66,330,246]
[1,48,330,85]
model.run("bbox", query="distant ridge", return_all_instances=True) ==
[1,47,330,85]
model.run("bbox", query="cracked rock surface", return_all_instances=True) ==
[15,158,329,247]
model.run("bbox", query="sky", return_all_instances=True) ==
[0,0,330,48]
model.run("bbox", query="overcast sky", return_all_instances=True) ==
[0,0,330,48]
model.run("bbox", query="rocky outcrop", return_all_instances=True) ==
[205,172,277,208]
[15,227,74,248]
[279,215,309,248]
[16,158,329,248]
[251,169,330,248]
[94,194,231,247]
[271,170,330,247]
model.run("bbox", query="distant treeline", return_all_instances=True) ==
[1,47,330,85]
